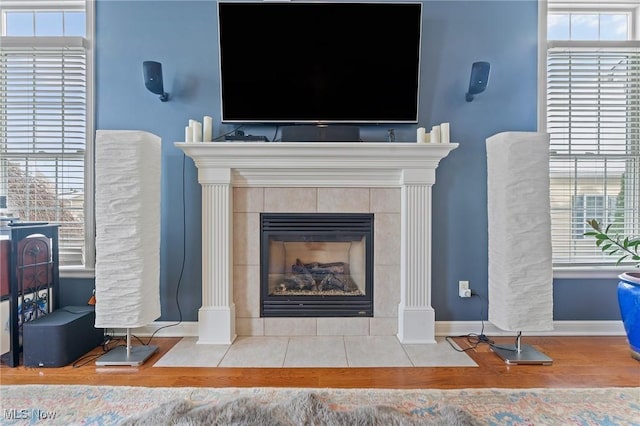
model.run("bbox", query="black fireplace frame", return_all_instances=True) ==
[260,213,374,317]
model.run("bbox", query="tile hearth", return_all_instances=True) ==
[153,336,477,368]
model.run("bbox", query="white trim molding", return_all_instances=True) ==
[176,142,458,344]
[120,320,625,338]
[436,321,625,337]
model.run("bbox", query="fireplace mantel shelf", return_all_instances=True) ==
[175,142,458,187]
[176,141,458,345]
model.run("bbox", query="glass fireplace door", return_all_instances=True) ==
[261,213,373,317]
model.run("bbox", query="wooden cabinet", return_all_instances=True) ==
[1,224,59,367]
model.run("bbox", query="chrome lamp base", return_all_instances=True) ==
[95,344,158,367]
[491,332,553,365]
[95,328,158,367]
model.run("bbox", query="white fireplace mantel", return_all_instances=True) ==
[176,141,458,344]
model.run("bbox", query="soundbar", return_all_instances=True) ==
[225,135,269,142]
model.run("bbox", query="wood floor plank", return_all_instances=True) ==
[1,336,638,388]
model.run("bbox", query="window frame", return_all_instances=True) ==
[539,1,640,279]
[0,0,95,278]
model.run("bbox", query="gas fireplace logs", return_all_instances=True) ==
[277,259,360,294]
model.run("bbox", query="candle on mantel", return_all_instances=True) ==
[430,125,441,144]
[203,116,213,142]
[441,122,450,144]
[417,127,426,144]
[185,125,193,142]
[192,121,203,142]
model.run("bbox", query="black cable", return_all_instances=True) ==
[72,334,125,368]
[272,125,279,142]
[212,124,244,141]
[142,153,187,345]
[72,352,103,368]
[445,290,495,352]
[488,332,522,352]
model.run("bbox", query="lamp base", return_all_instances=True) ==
[491,344,553,365]
[95,345,158,367]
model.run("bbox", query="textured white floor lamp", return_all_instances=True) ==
[94,130,162,366]
[486,131,554,365]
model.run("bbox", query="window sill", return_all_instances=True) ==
[553,266,631,280]
[60,266,95,280]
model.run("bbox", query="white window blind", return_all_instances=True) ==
[547,42,640,265]
[0,37,88,266]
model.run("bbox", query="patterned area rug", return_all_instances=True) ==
[0,385,638,425]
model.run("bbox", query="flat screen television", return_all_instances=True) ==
[217,2,422,124]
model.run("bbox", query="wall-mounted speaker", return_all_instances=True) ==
[465,61,490,102]
[143,61,169,102]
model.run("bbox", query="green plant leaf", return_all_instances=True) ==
[587,219,602,232]
[616,255,629,265]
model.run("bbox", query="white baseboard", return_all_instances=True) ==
[435,320,625,337]
[111,321,199,338]
[113,320,625,338]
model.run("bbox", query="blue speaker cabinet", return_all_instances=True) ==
[23,306,103,367]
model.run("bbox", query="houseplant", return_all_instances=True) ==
[585,219,640,361]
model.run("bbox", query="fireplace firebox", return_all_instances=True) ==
[261,213,374,317]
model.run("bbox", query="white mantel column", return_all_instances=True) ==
[398,168,436,344]
[197,167,236,344]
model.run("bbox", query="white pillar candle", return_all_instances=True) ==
[203,116,213,142]
[440,122,450,144]
[417,127,426,144]
[430,125,441,144]
[192,121,203,142]
[185,126,193,142]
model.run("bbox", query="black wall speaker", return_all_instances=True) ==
[466,61,491,102]
[143,61,169,102]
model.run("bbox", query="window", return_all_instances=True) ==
[1,1,94,271]
[571,194,619,239]
[545,1,640,266]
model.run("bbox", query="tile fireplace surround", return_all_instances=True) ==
[176,142,458,345]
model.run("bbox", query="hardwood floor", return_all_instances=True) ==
[1,336,638,389]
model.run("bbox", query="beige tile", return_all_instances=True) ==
[284,336,348,367]
[152,337,229,367]
[369,317,397,336]
[233,212,260,265]
[374,213,401,265]
[153,336,478,368]
[236,318,264,336]
[233,265,260,317]
[344,336,412,367]
[374,265,400,317]
[264,187,317,212]
[317,188,369,212]
[233,187,264,212]
[403,337,478,367]
[317,317,369,336]
[218,336,288,367]
[264,317,317,336]
[370,188,401,213]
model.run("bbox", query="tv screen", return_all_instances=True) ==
[218,2,422,124]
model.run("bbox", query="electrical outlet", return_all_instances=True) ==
[458,280,471,298]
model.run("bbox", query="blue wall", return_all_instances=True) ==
[80,0,620,323]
